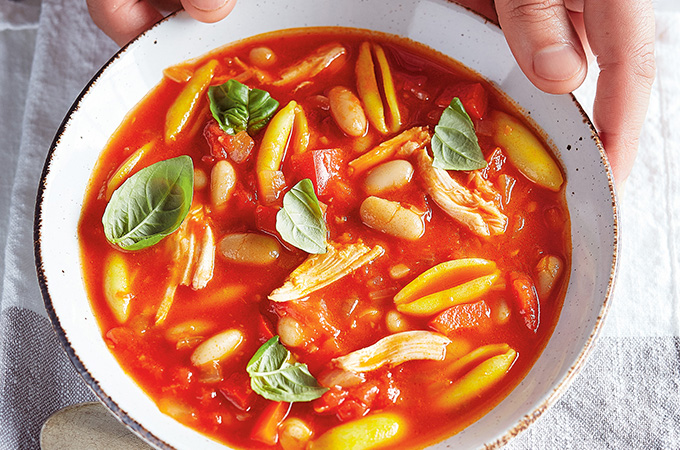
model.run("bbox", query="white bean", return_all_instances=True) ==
[359,196,424,240]
[190,329,243,366]
[277,316,305,348]
[385,310,409,333]
[328,86,367,137]
[363,160,413,195]
[218,233,281,265]
[389,263,410,279]
[493,299,511,325]
[535,255,564,298]
[210,160,236,208]
[279,418,313,450]
[165,319,214,342]
[194,168,208,190]
[249,46,277,68]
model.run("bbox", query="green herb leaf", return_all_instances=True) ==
[276,179,327,254]
[247,336,328,402]
[208,79,279,136]
[431,97,487,170]
[102,155,193,251]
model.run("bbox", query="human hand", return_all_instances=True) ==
[457,0,655,188]
[87,0,237,47]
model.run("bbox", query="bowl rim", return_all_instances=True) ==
[34,4,619,449]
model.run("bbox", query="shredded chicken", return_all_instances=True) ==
[416,149,508,237]
[232,56,273,84]
[332,330,451,373]
[268,241,384,302]
[272,44,347,87]
[155,207,216,324]
[468,171,502,206]
[191,225,215,290]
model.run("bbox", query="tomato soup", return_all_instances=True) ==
[79,28,570,449]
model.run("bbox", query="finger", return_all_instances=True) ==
[564,0,583,13]
[453,0,498,24]
[585,0,655,183]
[180,0,237,23]
[87,0,164,46]
[495,0,587,94]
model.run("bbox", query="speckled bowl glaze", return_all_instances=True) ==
[35,1,618,448]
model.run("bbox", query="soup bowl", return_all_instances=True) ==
[35,0,618,448]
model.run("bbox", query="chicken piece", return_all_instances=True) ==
[272,44,347,87]
[172,206,216,290]
[416,149,507,237]
[268,241,384,302]
[155,207,216,324]
[332,330,451,373]
[468,171,502,206]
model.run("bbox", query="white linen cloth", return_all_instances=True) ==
[1,0,678,448]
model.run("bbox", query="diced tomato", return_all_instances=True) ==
[203,119,254,163]
[219,372,255,411]
[481,147,507,180]
[255,205,280,236]
[509,272,540,332]
[429,300,493,335]
[289,148,346,199]
[336,398,370,422]
[312,376,396,422]
[314,386,349,414]
[198,387,219,407]
[354,380,381,406]
[250,401,290,445]
[435,82,488,120]
[105,327,164,380]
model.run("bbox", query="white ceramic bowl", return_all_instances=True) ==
[35,1,618,448]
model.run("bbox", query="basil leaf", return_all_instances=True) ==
[208,79,279,136]
[102,155,193,251]
[276,179,327,254]
[431,97,487,170]
[247,336,328,402]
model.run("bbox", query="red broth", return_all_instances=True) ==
[79,28,570,449]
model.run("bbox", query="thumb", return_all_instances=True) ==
[180,0,237,23]
[495,0,587,94]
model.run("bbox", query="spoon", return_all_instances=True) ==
[40,402,150,449]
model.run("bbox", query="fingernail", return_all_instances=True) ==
[189,0,228,12]
[533,43,583,81]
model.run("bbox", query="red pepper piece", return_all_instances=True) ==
[510,272,540,332]
[254,205,280,237]
[219,372,255,411]
[250,401,290,445]
[290,148,346,199]
[428,300,493,335]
